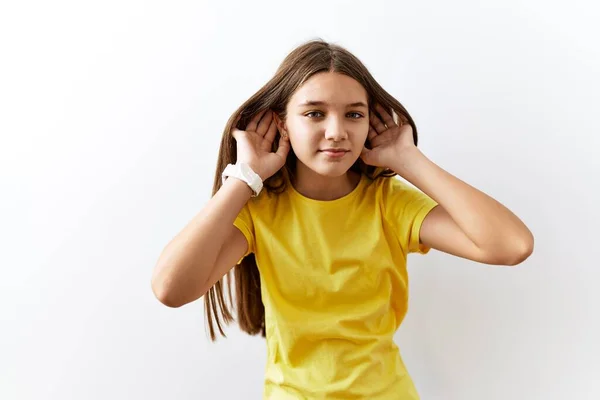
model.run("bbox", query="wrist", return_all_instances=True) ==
[224,176,255,197]
[222,162,264,197]
[245,163,267,182]
[390,147,426,180]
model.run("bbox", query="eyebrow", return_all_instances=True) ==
[298,100,368,108]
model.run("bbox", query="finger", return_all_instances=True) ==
[263,118,278,143]
[370,112,387,134]
[230,115,242,137]
[246,109,268,133]
[276,134,291,158]
[360,146,371,163]
[375,103,397,128]
[370,134,381,148]
[256,110,273,136]
[370,131,390,148]
[367,125,377,141]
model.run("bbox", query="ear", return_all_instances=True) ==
[273,113,288,137]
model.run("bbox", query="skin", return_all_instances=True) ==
[274,72,369,201]
[274,71,534,265]
[151,72,535,308]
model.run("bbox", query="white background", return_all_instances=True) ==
[1,0,599,399]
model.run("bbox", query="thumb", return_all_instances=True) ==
[360,146,371,161]
[360,146,379,166]
[276,135,291,158]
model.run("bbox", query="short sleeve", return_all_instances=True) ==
[381,176,438,254]
[232,203,255,264]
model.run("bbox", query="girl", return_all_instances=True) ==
[151,39,534,399]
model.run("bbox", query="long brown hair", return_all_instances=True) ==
[204,38,421,340]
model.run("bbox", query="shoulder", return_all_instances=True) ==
[375,175,437,218]
[374,174,428,200]
[369,174,411,204]
[242,181,287,221]
[375,174,411,193]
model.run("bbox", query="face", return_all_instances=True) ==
[276,72,370,178]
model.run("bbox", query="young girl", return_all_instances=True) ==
[151,39,534,399]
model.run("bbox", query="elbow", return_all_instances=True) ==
[483,232,534,266]
[505,233,535,266]
[151,267,208,308]
[151,274,185,308]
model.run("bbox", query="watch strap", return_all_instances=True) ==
[221,163,263,197]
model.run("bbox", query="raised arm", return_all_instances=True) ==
[362,103,533,266]
[395,147,534,265]
[151,109,290,307]
[151,178,254,307]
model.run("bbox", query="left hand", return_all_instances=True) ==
[360,103,416,168]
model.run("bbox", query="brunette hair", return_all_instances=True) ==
[205,38,420,340]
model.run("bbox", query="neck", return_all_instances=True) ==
[291,163,361,201]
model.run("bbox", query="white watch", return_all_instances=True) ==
[221,163,263,197]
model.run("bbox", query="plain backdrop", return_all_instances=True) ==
[1,0,599,399]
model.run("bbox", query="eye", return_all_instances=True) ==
[305,111,364,119]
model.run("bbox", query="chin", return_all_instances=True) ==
[316,168,348,178]
[311,161,355,177]
[296,152,358,177]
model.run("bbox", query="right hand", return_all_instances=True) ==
[231,109,291,181]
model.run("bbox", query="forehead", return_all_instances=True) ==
[289,72,367,107]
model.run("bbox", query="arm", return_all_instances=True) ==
[152,108,290,307]
[151,177,253,308]
[391,147,534,266]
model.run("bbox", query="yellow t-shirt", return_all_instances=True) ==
[233,173,438,399]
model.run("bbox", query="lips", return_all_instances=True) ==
[320,149,349,158]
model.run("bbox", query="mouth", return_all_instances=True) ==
[319,149,349,158]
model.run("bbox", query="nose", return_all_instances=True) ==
[324,117,348,142]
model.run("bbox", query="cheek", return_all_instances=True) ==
[289,135,320,155]
[287,122,321,149]
[353,125,370,145]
